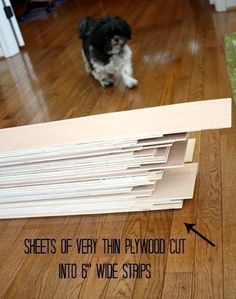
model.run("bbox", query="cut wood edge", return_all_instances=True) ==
[184,138,196,163]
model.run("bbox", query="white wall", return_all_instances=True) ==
[226,0,236,8]
[210,0,236,11]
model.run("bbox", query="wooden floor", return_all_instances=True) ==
[0,0,236,298]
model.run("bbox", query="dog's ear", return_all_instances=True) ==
[78,16,96,39]
[122,19,132,40]
[114,16,132,40]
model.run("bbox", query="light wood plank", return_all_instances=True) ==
[0,132,186,160]
[0,163,197,205]
[0,98,231,152]
[0,144,171,174]
[0,202,183,219]
[0,184,156,203]
[184,138,196,163]
[148,163,198,200]
[0,170,163,188]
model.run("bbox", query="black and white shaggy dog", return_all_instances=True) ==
[78,16,138,88]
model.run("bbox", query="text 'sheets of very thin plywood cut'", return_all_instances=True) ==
[0,98,232,219]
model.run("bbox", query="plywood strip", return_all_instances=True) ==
[0,139,185,177]
[0,98,231,152]
[0,132,186,161]
[0,196,183,209]
[137,133,186,145]
[0,201,183,219]
[145,163,198,200]
[184,138,196,163]
[1,185,155,205]
[0,143,170,167]
[0,164,197,205]
[0,175,155,196]
[0,144,172,175]
[1,184,155,204]
[0,182,157,202]
[0,140,186,188]
[0,186,136,201]
[141,140,187,170]
[0,140,186,189]
[0,170,163,188]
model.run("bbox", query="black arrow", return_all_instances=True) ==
[184,223,215,247]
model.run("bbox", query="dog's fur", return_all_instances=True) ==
[78,16,138,88]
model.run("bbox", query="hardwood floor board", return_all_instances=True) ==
[171,19,197,103]
[0,228,39,298]
[192,131,223,299]
[79,213,127,299]
[188,16,206,101]
[165,214,196,274]
[0,219,28,262]
[161,272,192,299]
[132,211,172,299]
[159,59,181,105]
[104,212,149,298]
[30,215,95,299]
[192,15,231,296]
[3,217,67,299]
[143,27,181,107]
[221,105,236,299]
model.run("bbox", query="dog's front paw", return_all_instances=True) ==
[101,78,114,88]
[125,77,138,89]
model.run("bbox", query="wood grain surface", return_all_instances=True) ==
[0,0,235,298]
[0,98,231,152]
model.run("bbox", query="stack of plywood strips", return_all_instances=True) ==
[0,98,231,218]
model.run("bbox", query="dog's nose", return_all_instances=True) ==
[114,36,120,42]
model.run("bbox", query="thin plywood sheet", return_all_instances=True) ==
[0,145,171,175]
[141,140,187,170]
[0,163,197,206]
[0,98,231,152]
[0,170,163,188]
[0,132,187,160]
[184,138,196,163]
[145,163,198,200]
[0,201,183,219]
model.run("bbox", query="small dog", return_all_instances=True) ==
[78,16,138,88]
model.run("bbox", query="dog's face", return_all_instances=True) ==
[79,16,131,55]
[107,34,128,55]
[91,17,131,55]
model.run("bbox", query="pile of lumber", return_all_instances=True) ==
[0,98,231,218]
